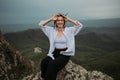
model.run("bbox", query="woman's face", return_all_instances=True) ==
[56,16,65,28]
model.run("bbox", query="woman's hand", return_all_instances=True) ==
[51,13,68,21]
[63,15,68,21]
[51,14,59,21]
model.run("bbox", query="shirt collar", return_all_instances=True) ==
[55,27,65,31]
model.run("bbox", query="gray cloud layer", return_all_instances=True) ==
[0,0,120,24]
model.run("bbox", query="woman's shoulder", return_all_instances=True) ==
[42,25,54,29]
[64,27,72,32]
[65,26,74,29]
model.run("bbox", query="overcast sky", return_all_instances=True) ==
[0,0,120,24]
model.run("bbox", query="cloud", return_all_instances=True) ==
[0,0,120,24]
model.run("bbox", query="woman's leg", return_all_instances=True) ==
[40,56,53,78]
[44,55,70,80]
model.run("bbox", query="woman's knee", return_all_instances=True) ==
[48,61,56,68]
[41,56,52,66]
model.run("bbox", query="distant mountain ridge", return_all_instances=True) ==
[0,18,120,33]
[80,18,120,27]
[0,23,39,33]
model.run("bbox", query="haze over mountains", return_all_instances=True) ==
[0,17,120,80]
[0,18,120,33]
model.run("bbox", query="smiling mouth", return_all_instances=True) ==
[58,23,63,25]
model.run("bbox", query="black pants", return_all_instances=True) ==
[40,48,70,80]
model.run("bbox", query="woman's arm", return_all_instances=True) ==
[67,18,80,26]
[40,18,52,26]
[40,14,58,26]
[63,16,83,35]
[63,16,80,26]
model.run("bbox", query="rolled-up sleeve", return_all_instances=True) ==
[69,21,83,36]
[38,21,53,38]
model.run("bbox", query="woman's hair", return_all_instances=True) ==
[54,13,66,28]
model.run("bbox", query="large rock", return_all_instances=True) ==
[0,32,34,80]
[22,60,113,80]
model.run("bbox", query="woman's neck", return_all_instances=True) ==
[58,27,63,32]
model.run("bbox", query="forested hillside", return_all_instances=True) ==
[4,27,120,80]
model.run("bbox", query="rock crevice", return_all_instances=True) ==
[23,60,113,80]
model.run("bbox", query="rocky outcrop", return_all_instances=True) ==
[0,32,34,80]
[23,60,113,80]
[0,31,113,80]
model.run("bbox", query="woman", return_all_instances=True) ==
[39,13,83,80]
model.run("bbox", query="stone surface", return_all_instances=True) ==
[22,60,113,80]
[0,32,34,80]
[34,47,42,53]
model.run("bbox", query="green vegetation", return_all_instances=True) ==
[4,27,120,80]
[83,51,120,80]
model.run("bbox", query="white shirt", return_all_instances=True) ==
[39,21,83,59]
